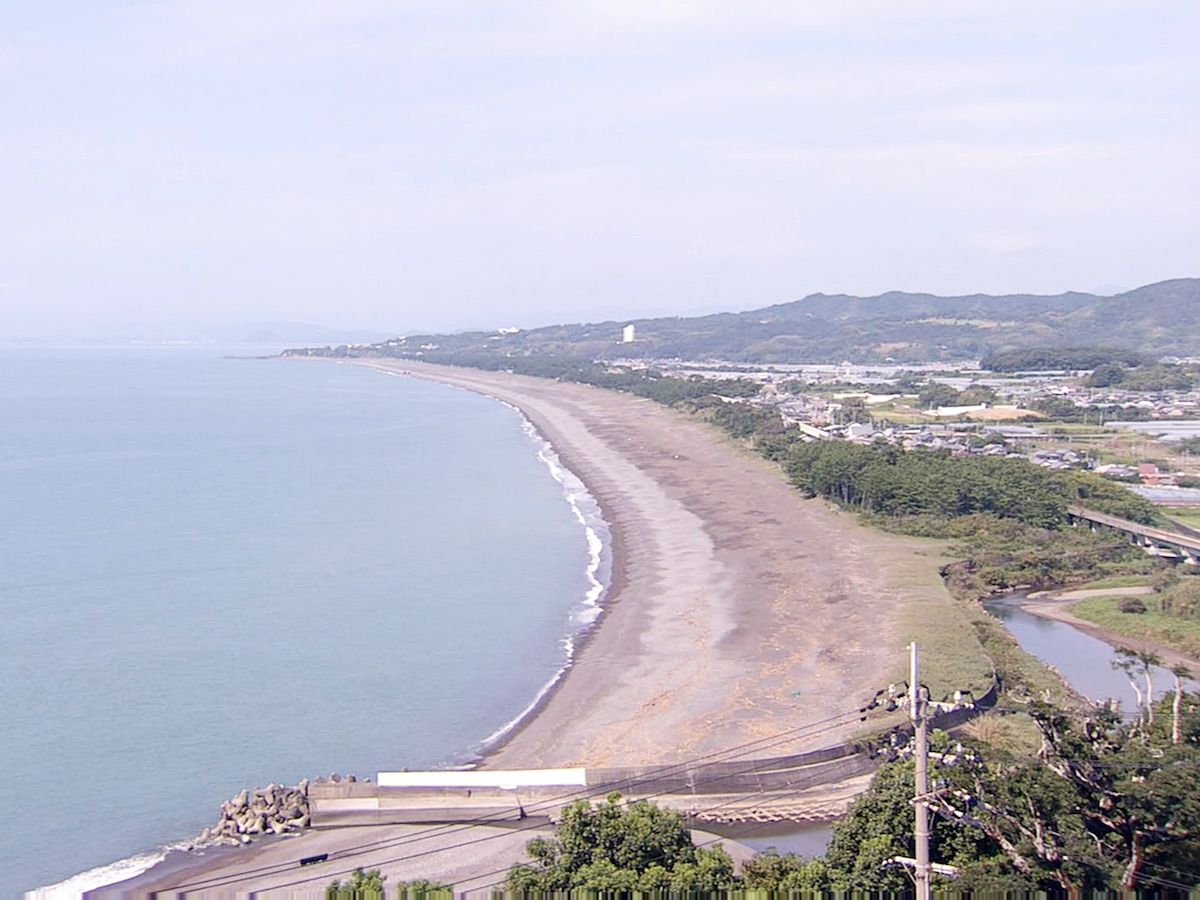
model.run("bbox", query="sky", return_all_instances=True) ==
[1,1,1197,339]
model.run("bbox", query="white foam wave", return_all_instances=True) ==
[354,374,614,754]
[27,847,172,899]
[476,406,612,751]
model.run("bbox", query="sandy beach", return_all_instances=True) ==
[374,361,931,768]
[97,360,961,897]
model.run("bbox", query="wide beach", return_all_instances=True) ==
[100,360,962,897]
[378,362,934,767]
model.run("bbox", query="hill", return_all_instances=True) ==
[291,278,1200,365]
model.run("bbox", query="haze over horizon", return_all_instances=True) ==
[2,2,1196,341]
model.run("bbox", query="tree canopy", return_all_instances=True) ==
[782,441,1159,529]
[742,694,1200,894]
[505,793,736,893]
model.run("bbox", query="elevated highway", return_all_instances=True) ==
[1067,504,1200,564]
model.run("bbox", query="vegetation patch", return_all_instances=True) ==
[1069,594,1200,660]
[1163,505,1200,530]
[491,701,1200,895]
[1070,574,1157,591]
[782,441,1159,528]
[506,794,736,893]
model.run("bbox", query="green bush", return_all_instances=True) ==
[327,868,385,900]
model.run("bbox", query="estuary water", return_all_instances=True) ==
[983,593,1193,706]
[0,348,606,898]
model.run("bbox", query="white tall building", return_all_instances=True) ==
[622,324,636,343]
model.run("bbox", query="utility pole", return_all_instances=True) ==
[910,641,931,900]
[862,642,974,895]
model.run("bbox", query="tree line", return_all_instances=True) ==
[779,441,1158,529]
[980,347,1155,373]
[412,352,1164,594]
[357,687,1200,895]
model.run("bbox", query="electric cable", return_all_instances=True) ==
[171,708,875,893]
[179,710,866,893]
[165,706,866,890]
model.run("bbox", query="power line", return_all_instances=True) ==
[172,709,873,893]
[168,707,865,890]
[200,712,866,892]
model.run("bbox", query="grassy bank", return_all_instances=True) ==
[1068,593,1200,660]
[1162,505,1200,529]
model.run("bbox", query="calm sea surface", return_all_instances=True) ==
[0,348,605,898]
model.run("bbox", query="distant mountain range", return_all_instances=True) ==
[196,320,397,346]
[299,278,1200,365]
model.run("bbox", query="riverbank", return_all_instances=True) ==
[94,360,972,897]
[1020,588,1200,673]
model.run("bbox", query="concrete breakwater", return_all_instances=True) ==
[197,779,319,845]
[299,681,1001,830]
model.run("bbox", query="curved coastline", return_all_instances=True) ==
[364,364,616,762]
[473,402,612,757]
[358,360,921,768]
[89,359,963,896]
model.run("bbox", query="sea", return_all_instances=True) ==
[0,347,608,899]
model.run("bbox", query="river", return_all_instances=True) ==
[709,593,1194,862]
[982,593,1193,707]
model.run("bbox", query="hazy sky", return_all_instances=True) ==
[2,1,1196,338]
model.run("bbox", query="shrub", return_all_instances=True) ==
[327,868,385,900]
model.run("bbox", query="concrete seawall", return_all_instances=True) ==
[309,677,999,828]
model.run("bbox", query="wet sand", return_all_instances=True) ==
[98,360,955,897]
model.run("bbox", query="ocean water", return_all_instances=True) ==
[0,348,607,898]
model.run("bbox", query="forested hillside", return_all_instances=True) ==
[290,278,1199,364]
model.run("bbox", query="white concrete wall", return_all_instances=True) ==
[377,768,588,789]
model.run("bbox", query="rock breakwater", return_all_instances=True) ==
[196,774,364,847]
[199,780,312,846]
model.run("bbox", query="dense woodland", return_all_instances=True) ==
[978,348,1157,372]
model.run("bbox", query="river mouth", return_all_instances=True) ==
[983,592,1193,707]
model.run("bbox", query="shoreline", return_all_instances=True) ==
[357,363,621,764]
[468,405,612,759]
[352,361,963,769]
[89,359,960,896]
